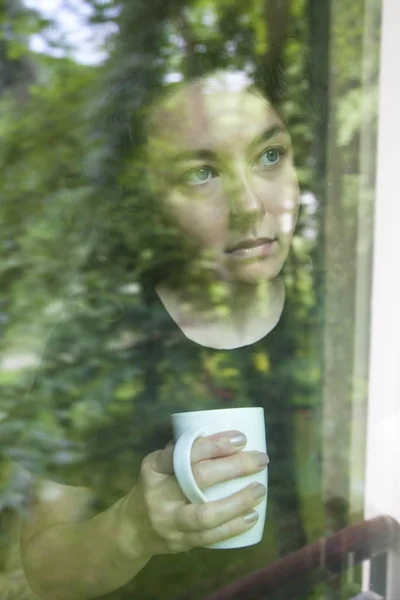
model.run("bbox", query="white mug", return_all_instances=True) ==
[172,407,267,549]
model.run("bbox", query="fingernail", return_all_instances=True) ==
[229,433,247,448]
[243,510,259,524]
[251,483,266,500]
[256,453,269,469]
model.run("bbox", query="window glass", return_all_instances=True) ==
[0,1,388,599]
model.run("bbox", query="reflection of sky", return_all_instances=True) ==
[1,353,39,371]
[24,0,116,65]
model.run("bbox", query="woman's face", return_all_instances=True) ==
[146,78,300,285]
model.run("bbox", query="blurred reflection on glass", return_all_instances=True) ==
[9,66,304,600]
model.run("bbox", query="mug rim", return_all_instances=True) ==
[172,406,264,418]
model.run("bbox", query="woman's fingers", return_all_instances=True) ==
[147,435,268,495]
[192,451,268,490]
[176,482,266,532]
[190,431,248,463]
[148,431,249,476]
[186,511,259,548]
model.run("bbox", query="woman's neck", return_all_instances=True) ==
[155,277,285,349]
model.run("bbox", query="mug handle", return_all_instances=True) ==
[173,427,208,504]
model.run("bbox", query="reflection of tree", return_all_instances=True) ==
[0,0,36,100]
[264,0,290,86]
[0,0,342,598]
[88,0,312,570]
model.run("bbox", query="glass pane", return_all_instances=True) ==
[0,0,387,599]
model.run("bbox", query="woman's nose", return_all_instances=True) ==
[226,172,265,229]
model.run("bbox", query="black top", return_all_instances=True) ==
[13,287,309,599]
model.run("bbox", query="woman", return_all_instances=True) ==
[123,71,300,349]
[20,71,303,600]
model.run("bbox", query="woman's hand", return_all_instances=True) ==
[20,434,267,599]
[125,431,268,556]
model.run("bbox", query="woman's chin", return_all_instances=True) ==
[227,258,284,285]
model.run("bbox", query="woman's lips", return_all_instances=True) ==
[224,238,278,259]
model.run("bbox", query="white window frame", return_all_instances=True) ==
[363,0,400,595]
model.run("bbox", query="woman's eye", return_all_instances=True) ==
[256,147,285,168]
[181,166,217,186]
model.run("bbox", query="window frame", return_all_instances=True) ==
[362,0,400,595]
